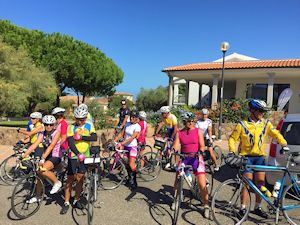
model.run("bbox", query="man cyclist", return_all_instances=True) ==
[78,103,93,125]
[228,99,287,219]
[60,106,97,214]
[118,99,130,128]
[195,108,220,171]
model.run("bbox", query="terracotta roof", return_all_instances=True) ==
[162,59,300,72]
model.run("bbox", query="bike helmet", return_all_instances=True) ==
[139,111,147,119]
[160,106,170,113]
[51,107,65,115]
[30,112,42,119]
[248,99,269,112]
[181,112,195,121]
[130,110,139,118]
[78,103,88,111]
[201,108,209,115]
[42,115,56,125]
[74,106,88,119]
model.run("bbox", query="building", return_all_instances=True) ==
[162,53,300,113]
[113,92,134,102]
[60,96,109,111]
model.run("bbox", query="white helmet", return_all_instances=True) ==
[30,112,42,119]
[160,106,170,113]
[201,108,209,115]
[74,106,88,119]
[51,107,65,115]
[139,111,147,118]
[42,115,56,124]
[78,103,88,111]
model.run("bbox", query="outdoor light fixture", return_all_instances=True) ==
[218,41,230,140]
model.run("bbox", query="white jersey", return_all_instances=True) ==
[195,118,212,139]
[124,122,141,147]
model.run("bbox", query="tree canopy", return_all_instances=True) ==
[0,41,57,116]
[136,86,168,111]
[0,20,124,105]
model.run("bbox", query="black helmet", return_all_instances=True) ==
[130,110,139,118]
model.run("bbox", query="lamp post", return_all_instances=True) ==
[218,42,230,140]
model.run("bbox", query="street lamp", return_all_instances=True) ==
[218,41,230,140]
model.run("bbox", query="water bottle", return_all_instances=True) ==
[272,180,281,198]
[186,171,193,183]
[260,185,272,198]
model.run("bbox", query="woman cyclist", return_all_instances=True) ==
[22,115,63,203]
[114,110,141,190]
[195,108,220,171]
[138,111,148,167]
[60,106,97,214]
[171,112,210,219]
[52,107,68,151]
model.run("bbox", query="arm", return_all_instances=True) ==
[114,128,125,143]
[198,129,205,152]
[81,133,97,142]
[155,122,163,135]
[19,124,44,136]
[267,122,287,146]
[67,137,80,155]
[121,131,140,146]
[22,135,43,157]
[171,124,178,140]
[228,123,242,153]
[121,115,129,128]
[208,126,213,143]
[42,131,61,159]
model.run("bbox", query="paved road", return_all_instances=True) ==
[1,143,291,225]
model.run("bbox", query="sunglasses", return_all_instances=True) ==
[44,124,54,127]
[30,118,37,120]
[76,118,86,122]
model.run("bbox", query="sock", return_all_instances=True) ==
[240,204,246,210]
[64,201,70,206]
[73,199,78,205]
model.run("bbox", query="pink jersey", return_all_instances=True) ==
[42,129,62,158]
[57,119,68,150]
[138,120,148,143]
[178,128,199,154]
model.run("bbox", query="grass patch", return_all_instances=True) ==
[0,120,28,128]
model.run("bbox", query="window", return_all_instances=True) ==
[246,84,267,101]
[273,84,290,110]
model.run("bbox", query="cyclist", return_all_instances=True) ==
[60,106,97,214]
[52,107,68,151]
[22,115,63,203]
[228,99,287,219]
[78,103,93,125]
[171,112,209,219]
[114,110,141,190]
[138,111,148,167]
[195,108,220,171]
[118,99,130,128]
[154,106,178,168]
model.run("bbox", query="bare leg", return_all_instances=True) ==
[197,174,209,205]
[74,173,85,200]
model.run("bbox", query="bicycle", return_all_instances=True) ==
[99,142,161,190]
[10,155,67,219]
[211,149,300,225]
[172,151,213,225]
[153,136,176,170]
[0,142,30,185]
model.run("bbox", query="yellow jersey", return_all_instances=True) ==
[229,118,287,156]
[30,122,44,147]
[67,122,96,159]
[162,113,178,129]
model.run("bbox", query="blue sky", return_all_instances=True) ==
[1,0,299,97]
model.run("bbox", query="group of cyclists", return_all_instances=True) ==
[12,97,289,222]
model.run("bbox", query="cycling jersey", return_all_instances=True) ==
[138,120,147,143]
[30,122,44,147]
[86,112,93,125]
[57,119,68,150]
[67,122,96,159]
[178,128,199,154]
[124,122,141,147]
[162,113,178,129]
[41,129,62,158]
[195,118,212,139]
[118,108,130,126]
[27,120,34,131]
[229,117,287,156]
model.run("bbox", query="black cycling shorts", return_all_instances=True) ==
[67,159,87,175]
[46,156,61,167]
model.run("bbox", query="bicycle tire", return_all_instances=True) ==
[11,174,45,219]
[205,164,214,196]
[211,178,250,225]
[173,176,183,225]
[213,145,223,166]
[87,174,95,225]
[1,154,24,185]
[99,156,126,190]
[144,144,153,153]
[282,181,300,225]
[137,152,162,182]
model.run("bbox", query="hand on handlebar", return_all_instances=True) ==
[77,153,85,162]
[280,146,290,154]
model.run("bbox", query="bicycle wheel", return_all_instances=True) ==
[137,152,162,181]
[144,144,153,153]
[11,174,45,219]
[87,175,95,225]
[205,164,214,195]
[173,176,183,225]
[211,179,251,225]
[282,181,300,225]
[1,154,24,185]
[213,145,223,166]
[99,156,126,190]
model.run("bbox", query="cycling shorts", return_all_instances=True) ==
[124,146,138,158]
[67,159,87,175]
[180,154,205,176]
[245,156,265,173]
